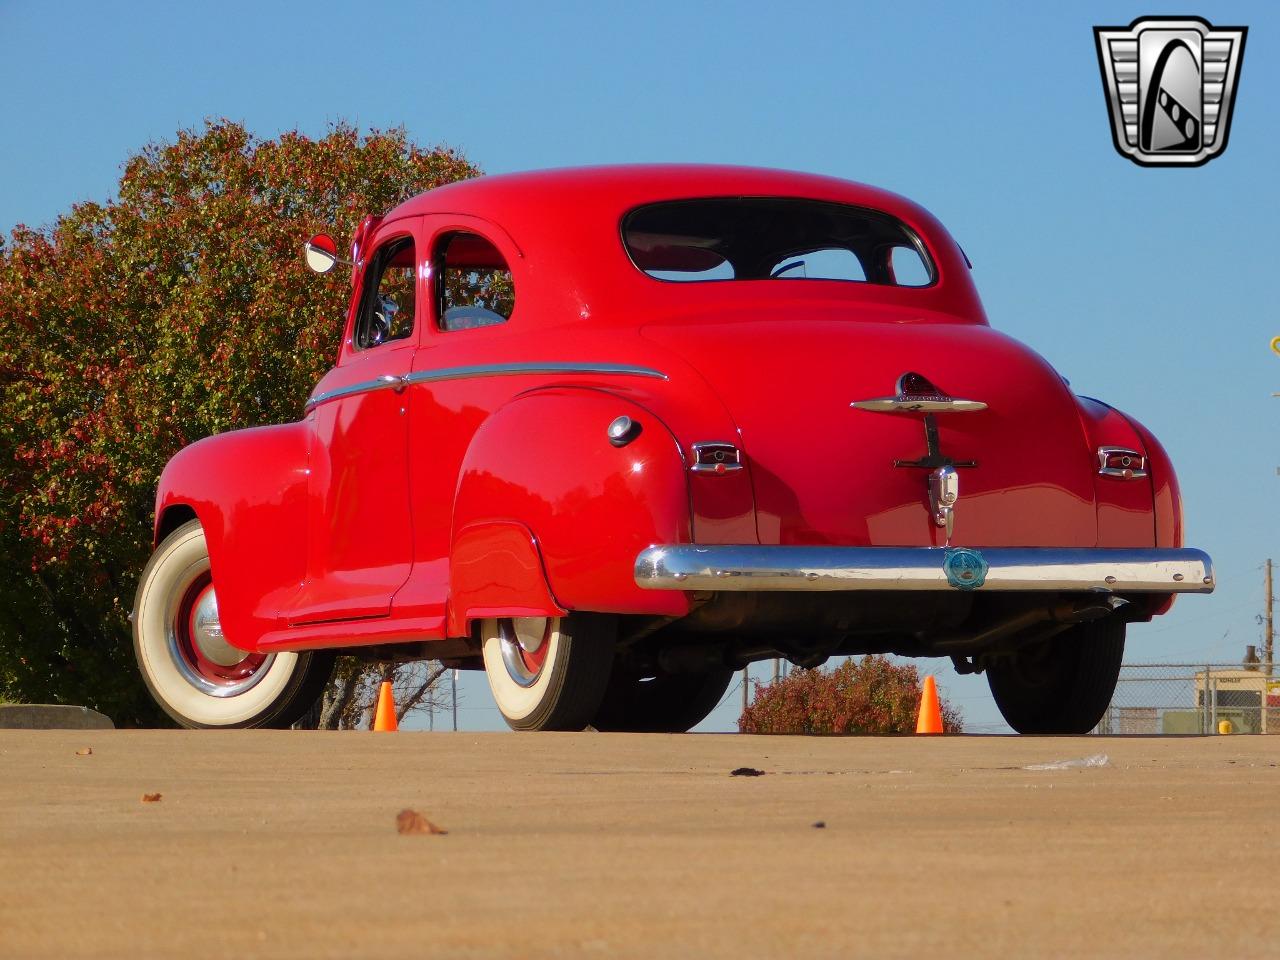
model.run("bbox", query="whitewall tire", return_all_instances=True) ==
[133,519,333,728]
[480,614,615,731]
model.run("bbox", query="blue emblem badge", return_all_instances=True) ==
[943,548,988,591]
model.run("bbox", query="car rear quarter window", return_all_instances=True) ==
[435,232,515,331]
[622,197,935,287]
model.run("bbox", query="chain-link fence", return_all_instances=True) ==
[1094,663,1280,735]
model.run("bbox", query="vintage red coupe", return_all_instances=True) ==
[133,165,1213,733]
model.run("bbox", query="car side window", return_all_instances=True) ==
[355,236,416,349]
[436,232,515,332]
[889,245,932,286]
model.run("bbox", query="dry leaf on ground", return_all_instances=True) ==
[141,793,162,803]
[75,747,92,756]
[396,809,447,835]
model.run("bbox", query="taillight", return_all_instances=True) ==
[691,442,742,474]
[1098,446,1148,479]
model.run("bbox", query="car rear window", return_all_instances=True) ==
[622,197,934,287]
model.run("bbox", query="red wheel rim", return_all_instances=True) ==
[174,574,267,687]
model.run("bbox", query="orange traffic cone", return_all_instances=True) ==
[373,681,398,732]
[915,676,944,735]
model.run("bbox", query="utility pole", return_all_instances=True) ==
[451,668,458,732]
[1266,559,1274,678]
[741,666,749,713]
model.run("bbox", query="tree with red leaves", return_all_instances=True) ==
[0,121,478,723]
[739,656,964,734]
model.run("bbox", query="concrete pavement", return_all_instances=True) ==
[1,731,1277,958]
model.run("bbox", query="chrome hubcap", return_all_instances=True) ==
[189,588,242,667]
[165,565,273,698]
[498,617,552,687]
[512,617,547,654]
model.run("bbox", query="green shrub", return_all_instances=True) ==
[738,656,963,734]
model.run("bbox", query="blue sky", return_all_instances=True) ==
[2,1,1277,732]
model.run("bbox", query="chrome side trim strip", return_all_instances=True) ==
[401,362,668,388]
[304,374,405,411]
[305,362,667,412]
[634,545,1215,594]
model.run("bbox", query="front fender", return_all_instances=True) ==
[450,388,692,628]
[154,422,310,651]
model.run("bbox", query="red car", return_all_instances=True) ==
[133,165,1213,733]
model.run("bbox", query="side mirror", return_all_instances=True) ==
[304,234,340,274]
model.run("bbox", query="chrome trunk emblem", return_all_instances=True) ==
[851,373,982,543]
[850,371,987,413]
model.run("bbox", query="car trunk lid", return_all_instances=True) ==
[642,312,1098,547]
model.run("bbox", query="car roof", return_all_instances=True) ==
[381,164,986,326]
[387,164,936,229]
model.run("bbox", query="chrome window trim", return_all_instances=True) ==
[634,545,1215,594]
[304,362,667,413]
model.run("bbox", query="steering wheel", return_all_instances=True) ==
[369,294,397,345]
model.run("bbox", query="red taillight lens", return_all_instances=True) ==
[1098,447,1148,478]
[691,442,743,474]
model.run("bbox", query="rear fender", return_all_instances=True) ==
[1078,397,1183,618]
[447,521,567,637]
[1076,397,1157,548]
[1122,413,1182,549]
[153,423,310,651]
[450,388,692,630]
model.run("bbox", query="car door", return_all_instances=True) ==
[286,219,422,625]
[389,218,521,623]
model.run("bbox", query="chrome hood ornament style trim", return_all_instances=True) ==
[850,371,986,414]
[850,396,987,413]
[851,374,982,543]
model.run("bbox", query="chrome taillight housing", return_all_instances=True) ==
[691,442,742,474]
[1098,446,1148,479]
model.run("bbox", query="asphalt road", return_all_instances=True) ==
[1,731,1277,959]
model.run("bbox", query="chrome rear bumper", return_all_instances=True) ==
[634,546,1215,594]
